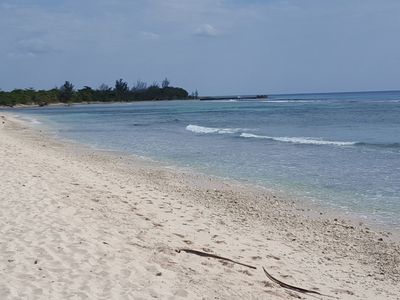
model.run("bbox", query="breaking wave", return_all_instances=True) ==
[239,133,356,146]
[186,124,357,147]
[186,124,243,134]
[186,124,400,149]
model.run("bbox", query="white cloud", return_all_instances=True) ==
[195,24,219,37]
[17,38,54,54]
[7,37,55,58]
[139,31,160,40]
[7,51,36,58]
[1,0,400,93]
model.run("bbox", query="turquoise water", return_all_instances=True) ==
[8,91,400,228]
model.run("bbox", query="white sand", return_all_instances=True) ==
[0,113,399,299]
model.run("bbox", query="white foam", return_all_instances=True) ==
[202,100,238,103]
[12,114,42,125]
[186,124,242,134]
[30,118,42,125]
[240,133,356,146]
[186,125,356,146]
[268,100,320,103]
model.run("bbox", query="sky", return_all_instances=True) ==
[1,0,400,95]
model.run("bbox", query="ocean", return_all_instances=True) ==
[9,90,400,229]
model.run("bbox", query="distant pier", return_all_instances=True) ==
[198,95,268,101]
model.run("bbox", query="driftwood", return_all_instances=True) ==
[176,248,335,298]
[176,248,257,269]
[262,267,333,298]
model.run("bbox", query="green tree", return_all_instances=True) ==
[0,78,190,106]
[58,81,74,103]
[132,80,147,92]
[76,86,94,102]
[114,79,129,101]
[162,77,170,88]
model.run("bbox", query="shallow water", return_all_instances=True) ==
[9,90,400,229]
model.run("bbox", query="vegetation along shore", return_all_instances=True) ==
[0,78,193,107]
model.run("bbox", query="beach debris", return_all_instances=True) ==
[176,248,256,269]
[176,248,334,297]
[262,267,333,298]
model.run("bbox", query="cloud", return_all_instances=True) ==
[139,31,160,40]
[1,0,400,93]
[18,38,53,54]
[194,24,219,37]
[7,37,55,58]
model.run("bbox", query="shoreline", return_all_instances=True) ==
[7,102,400,236]
[1,112,399,299]
[0,99,199,109]
[13,109,400,238]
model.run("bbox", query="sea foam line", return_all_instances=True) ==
[186,124,358,146]
[186,124,243,134]
[240,133,356,146]
[12,114,42,125]
[30,118,42,125]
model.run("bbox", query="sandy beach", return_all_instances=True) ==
[0,113,399,299]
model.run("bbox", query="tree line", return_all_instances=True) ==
[0,78,195,107]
